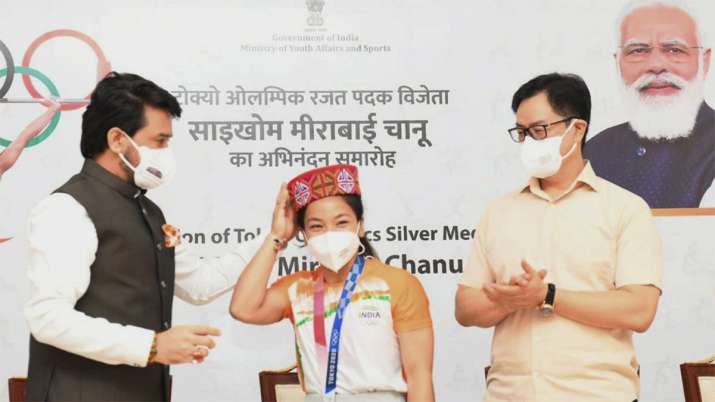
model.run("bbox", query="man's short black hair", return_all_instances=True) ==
[511,72,591,149]
[80,72,182,159]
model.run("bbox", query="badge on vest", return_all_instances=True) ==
[162,224,182,248]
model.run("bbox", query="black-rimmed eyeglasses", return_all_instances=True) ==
[507,117,575,143]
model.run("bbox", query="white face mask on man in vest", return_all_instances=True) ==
[115,131,177,190]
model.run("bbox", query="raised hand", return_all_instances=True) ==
[270,183,297,242]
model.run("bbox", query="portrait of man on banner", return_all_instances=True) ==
[585,1,715,210]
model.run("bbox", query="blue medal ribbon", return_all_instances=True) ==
[323,255,365,395]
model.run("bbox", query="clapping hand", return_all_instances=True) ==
[483,260,548,313]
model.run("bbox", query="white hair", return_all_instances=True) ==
[615,0,707,48]
[619,50,706,140]
[615,1,709,140]
[622,65,705,140]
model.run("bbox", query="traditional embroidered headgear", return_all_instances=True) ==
[288,165,361,210]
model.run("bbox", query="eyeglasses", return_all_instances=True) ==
[507,117,575,143]
[619,44,703,63]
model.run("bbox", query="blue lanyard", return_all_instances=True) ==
[324,255,365,394]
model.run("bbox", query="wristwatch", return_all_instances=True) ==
[540,283,556,317]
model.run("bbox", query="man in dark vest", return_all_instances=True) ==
[584,1,714,208]
[24,72,263,401]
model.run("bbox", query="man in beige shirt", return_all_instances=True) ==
[455,72,662,402]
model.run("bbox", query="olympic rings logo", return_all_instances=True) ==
[0,29,111,148]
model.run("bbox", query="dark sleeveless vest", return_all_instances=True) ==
[26,159,176,402]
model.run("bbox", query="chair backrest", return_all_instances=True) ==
[8,377,26,402]
[274,384,305,402]
[8,376,173,402]
[259,366,303,402]
[681,363,715,402]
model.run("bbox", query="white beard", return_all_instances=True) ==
[622,70,705,141]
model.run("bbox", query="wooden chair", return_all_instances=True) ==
[259,364,304,402]
[8,376,173,402]
[681,355,715,402]
[8,377,26,402]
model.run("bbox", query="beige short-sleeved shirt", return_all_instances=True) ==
[460,162,662,402]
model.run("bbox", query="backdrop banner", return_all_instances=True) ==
[1,1,714,401]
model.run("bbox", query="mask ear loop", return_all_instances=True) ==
[356,221,366,255]
[116,131,140,172]
[561,120,580,159]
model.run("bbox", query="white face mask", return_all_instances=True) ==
[118,132,176,190]
[306,223,361,273]
[520,120,577,179]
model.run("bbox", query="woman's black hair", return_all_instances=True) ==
[296,194,378,259]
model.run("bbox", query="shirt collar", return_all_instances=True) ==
[520,161,601,199]
[81,159,145,199]
[577,161,601,192]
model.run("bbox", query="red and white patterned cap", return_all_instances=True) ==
[287,164,361,210]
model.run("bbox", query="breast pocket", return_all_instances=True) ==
[554,221,616,291]
[486,228,537,285]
